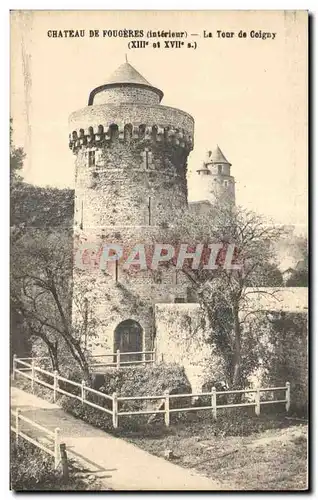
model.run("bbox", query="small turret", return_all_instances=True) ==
[196,145,235,206]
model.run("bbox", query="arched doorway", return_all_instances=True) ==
[114,319,143,363]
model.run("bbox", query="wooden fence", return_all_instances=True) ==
[13,355,291,429]
[90,349,156,369]
[11,408,62,468]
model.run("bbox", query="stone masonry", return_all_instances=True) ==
[69,61,194,358]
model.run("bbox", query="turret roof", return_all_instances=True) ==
[207,145,231,165]
[105,62,152,86]
[88,60,164,104]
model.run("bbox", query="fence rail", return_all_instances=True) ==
[12,354,291,429]
[11,408,62,468]
[90,349,156,369]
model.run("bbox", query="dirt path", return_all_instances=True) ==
[11,387,224,491]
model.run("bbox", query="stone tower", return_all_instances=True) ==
[68,61,194,359]
[195,146,235,207]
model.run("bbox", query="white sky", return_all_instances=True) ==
[10,10,308,232]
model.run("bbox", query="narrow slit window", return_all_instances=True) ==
[115,260,119,282]
[148,197,151,225]
[80,200,84,230]
[88,150,95,167]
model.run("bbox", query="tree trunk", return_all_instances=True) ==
[48,341,59,372]
[231,304,242,390]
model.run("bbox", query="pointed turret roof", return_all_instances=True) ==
[88,59,163,105]
[105,62,152,86]
[207,146,231,165]
[196,162,211,174]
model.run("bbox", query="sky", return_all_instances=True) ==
[10,10,308,232]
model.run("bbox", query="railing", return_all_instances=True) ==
[90,349,156,369]
[12,355,291,430]
[10,408,62,468]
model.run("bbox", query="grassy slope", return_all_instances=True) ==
[126,413,308,491]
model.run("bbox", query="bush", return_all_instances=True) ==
[60,363,192,432]
[10,435,103,491]
[11,436,59,490]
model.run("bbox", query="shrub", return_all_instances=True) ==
[10,436,59,490]
[60,363,192,432]
[10,435,103,491]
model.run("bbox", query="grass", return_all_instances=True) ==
[124,409,308,491]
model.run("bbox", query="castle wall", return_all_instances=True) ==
[73,141,189,229]
[154,304,225,393]
[69,103,194,137]
[72,226,191,357]
[154,288,308,399]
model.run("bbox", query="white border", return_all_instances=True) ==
[2,3,315,499]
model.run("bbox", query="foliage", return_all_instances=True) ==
[285,236,308,287]
[60,364,191,431]
[10,436,102,491]
[10,121,75,366]
[10,119,25,184]
[95,363,191,397]
[261,312,308,412]
[157,204,285,388]
[11,436,59,490]
[11,183,74,231]
[11,229,93,378]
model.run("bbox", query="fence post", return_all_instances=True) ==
[12,354,17,381]
[285,381,291,412]
[211,387,217,420]
[15,408,20,445]
[54,427,60,469]
[53,371,58,403]
[255,387,261,416]
[60,443,69,482]
[112,392,118,429]
[143,349,146,367]
[164,390,170,427]
[116,349,120,370]
[81,380,85,404]
[31,359,35,393]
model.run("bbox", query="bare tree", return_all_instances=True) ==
[160,204,285,388]
[11,229,92,379]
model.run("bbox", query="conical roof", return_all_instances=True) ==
[106,62,152,86]
[196,162,211,174]
[88,60,164,104]
[208,146,231,165]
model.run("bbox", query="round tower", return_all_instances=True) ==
[196,145,235,207]
[69,61,194,360]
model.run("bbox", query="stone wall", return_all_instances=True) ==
[154,303,226,393]
[73,140,189,228]
[92,86,161,105]
[154,288,308,403]
[72,225,191,356]
[69,102,194,137]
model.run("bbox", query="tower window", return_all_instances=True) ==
[218,165,222,174]
[141,148,153,170]
[224,180,229,187]
[88,150,95,167]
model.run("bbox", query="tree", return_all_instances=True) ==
[159,204,285,388]
[10,119,25,184]
[11,229,93,379]
[285,236,308,287]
